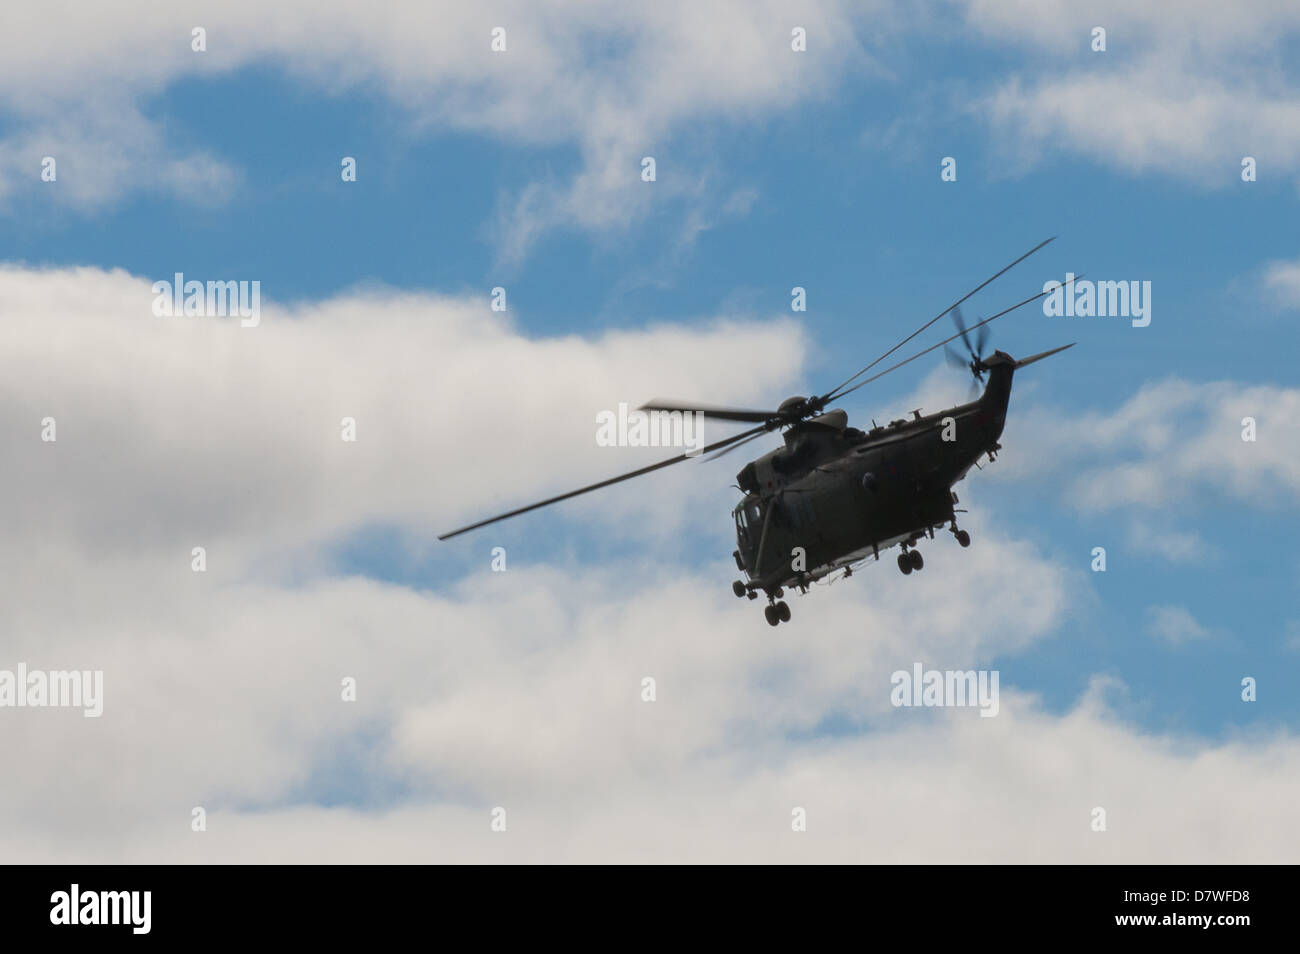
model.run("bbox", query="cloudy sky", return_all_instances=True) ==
[1,1,1298,862]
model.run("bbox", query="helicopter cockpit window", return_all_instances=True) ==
[746,502,762,526]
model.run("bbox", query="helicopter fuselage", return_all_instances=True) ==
[731,355,1015,594]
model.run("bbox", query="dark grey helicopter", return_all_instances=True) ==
[440,238,1078,625]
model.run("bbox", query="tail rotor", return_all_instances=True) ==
[944,305,991,398]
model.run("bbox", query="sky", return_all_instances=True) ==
[1,1,1298,862]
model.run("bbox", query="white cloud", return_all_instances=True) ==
[0,1,878,249]
[1145,604,1216,645]
[1264,258,1300,309]
[0,263,805,561]
[0,94,238,209]
[1126,522,1213,565]
[7,0,1297,228]
[965,0,1300,182]
[991,377,1300,513]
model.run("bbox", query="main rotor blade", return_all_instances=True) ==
[832,274,1083,402]
[705,429,769,461]
[820,236,1056,403]
[638,400,777,424]
[437,424,767,540]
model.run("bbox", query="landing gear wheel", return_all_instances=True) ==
[909,549,924,571]
[732,580,747,598]
[764,604,780,626]
[955,529,971,548]
[776,600,791,622]
[898,553,913,575]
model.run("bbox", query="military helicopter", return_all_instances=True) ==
[439,238,1078,625]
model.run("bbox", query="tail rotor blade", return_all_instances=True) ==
[1013,342,1076,369]
[952,305,974,357]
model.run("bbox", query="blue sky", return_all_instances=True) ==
[3,2,1298,862]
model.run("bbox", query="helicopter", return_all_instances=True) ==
[439,238,1079,626]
